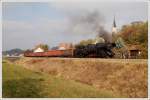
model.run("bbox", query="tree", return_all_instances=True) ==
[77,39,94,46]
[119,21,148,45]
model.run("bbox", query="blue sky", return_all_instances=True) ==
[3,3,66,21]
[2,2,148,50]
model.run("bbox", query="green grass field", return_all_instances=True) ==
[2,60,115,98]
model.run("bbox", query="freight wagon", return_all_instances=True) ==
[24,49,74,57]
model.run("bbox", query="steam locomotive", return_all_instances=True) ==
[24,43,116,58]
[74,43,116,58]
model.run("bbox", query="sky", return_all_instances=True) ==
[2,1,148,51]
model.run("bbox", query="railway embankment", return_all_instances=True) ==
[15,57,147,98]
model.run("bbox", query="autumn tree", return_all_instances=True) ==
[119,21,148,44]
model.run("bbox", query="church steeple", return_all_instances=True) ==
[112,15,117,34]
[113,16,116,27]
[112,15,117,42]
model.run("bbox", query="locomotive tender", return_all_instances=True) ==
[24,43,116,58]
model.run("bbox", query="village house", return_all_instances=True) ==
[34,47,44,53]
[58,43,74,50]
[113,44,142,59]
[127,45,141,59]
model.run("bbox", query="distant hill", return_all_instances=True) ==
[2,48,24,56]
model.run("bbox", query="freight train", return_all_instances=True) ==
[24,43,116,58]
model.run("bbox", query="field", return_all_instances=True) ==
[3,60,115,98]
[3,57,148,98]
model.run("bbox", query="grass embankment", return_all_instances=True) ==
[16,58,148,98]
[3,60,115,98]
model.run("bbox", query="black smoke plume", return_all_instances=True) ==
[68,10,112,42]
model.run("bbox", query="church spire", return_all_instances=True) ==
[112,15,117,34]
[112,15,117,42]
[113,16,116,27]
